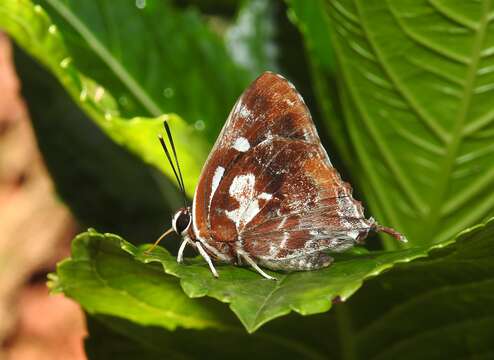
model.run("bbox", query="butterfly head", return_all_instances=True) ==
[172,207,192,235]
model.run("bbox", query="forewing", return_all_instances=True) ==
[192,72,331,242]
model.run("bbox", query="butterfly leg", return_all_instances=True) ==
[238,251,277,280]
[177,238,192,263]
[196,242,219,278]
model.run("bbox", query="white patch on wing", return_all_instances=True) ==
[266,130,274,140]
[209,166,225,210]
[239,103,251,119]
[279,232,289,249]
[277,216,287,230]
[225,173,272,231]
[258,192,272,201]
[228,174,255,199]
[226,174,256,229]
[232,137,250,152]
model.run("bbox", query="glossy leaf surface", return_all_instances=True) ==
[79,218,494,358]
[51,227,459,333]
[289,0,494,245]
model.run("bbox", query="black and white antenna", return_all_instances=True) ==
[159,121,188,208]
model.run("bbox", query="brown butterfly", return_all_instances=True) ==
[149,72,406,280]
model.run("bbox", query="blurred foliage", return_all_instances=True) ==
[36,0,250,141]
[1,0,494,358]
[14,47,180,244]
[226,0,279,76]
[84,314,332,360]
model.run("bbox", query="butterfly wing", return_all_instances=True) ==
[192,72,371,264]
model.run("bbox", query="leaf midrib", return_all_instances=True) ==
[353,0,492,242]
[328,1,428,219]
[420,0,492,241]
[44,0,163,116]
[250,274,288,329]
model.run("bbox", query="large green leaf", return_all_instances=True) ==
[0,0,245,194]
[289,0,494,246]
[52,227,460,333]
[312,216,494,359]
[286,0,335,73]
[52,218,494,356]
[48,229,229,331]
[35,0,249,139]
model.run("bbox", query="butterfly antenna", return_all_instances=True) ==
[158,134,185,195]
[163,121,187,202]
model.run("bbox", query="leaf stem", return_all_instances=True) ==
[44,0,163,116]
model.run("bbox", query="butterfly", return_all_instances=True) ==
[149,72,406,280]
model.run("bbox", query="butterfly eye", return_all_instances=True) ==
[173,210,191,235]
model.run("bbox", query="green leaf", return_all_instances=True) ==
[0,0,256,196]
[286,0,335,72]
[289,0,494,246]
[49,229,229,331]
[131,239,458,333]
[340,217,494,359]
[35,0,249,140]
[52,227,461,333]
[64,218,494,357]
